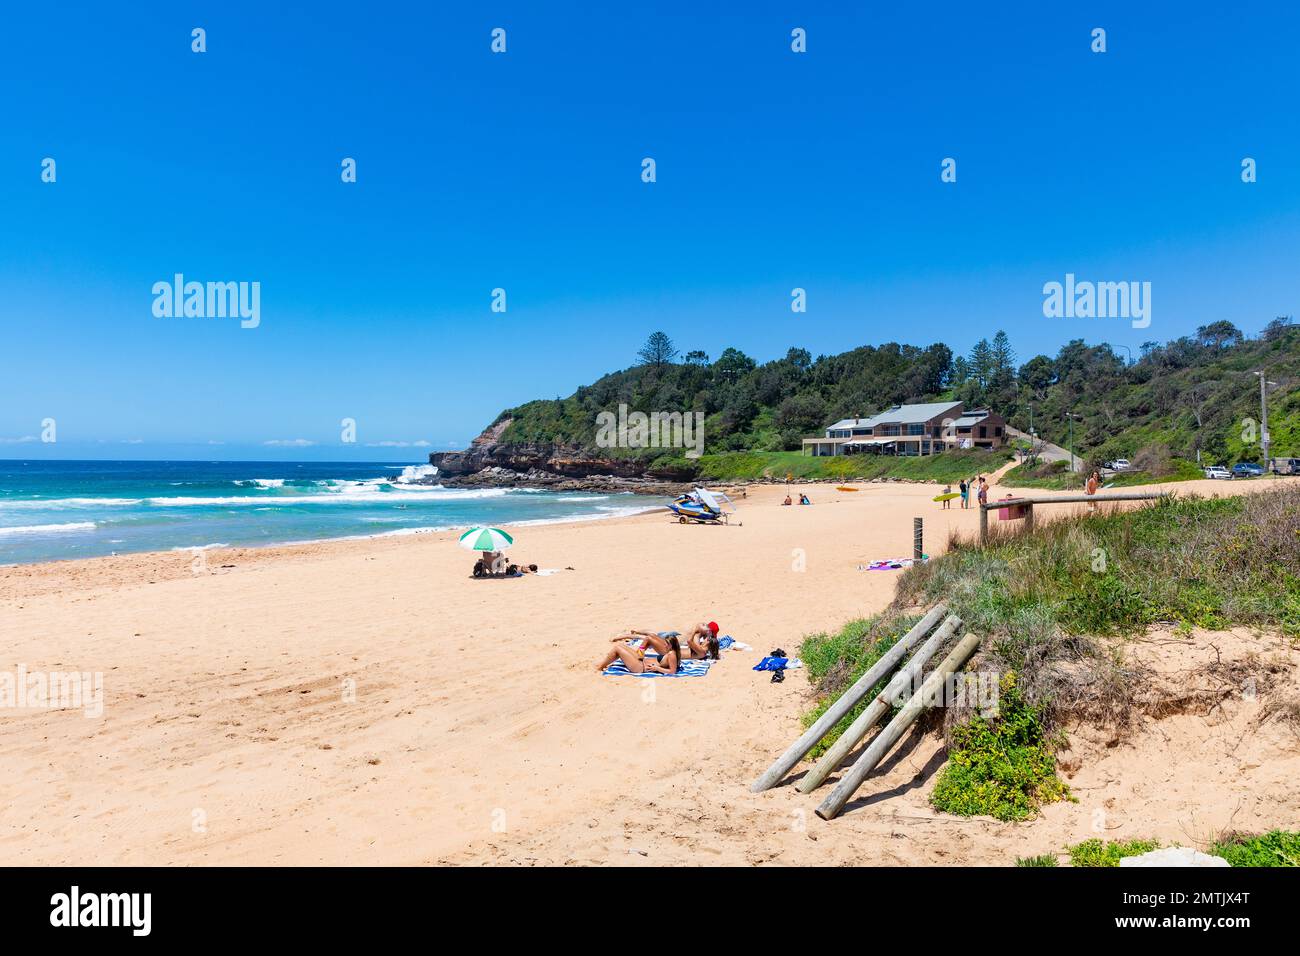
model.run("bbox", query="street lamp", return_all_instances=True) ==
[1066,413,1084,473]
[1253,370,1279,467]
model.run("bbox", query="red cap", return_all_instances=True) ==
[707,621,719,635]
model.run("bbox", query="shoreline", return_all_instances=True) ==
[0,502,669,599]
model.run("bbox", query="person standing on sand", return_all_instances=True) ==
[977,477,988,509]
[1086,470,1100,512]
[941,484,952,509]
[958,479,968,509]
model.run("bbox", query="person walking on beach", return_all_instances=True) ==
[941,484,953,509]
[958,479,969,509]
[1086,469,1100,512]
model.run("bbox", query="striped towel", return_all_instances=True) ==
[603,654,714,679]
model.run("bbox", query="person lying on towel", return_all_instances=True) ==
[595,631,681,675]
[623,623,720,661]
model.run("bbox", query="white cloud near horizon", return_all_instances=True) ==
[262,438,317,447]
[0,436,38,444]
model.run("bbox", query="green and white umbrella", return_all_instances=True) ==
[458,526,514,552]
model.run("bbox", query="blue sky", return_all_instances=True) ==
[2,2,1298,461]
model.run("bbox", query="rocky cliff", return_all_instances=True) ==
[427,418,697,493]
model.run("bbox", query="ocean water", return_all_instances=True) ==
[0,460,660,565]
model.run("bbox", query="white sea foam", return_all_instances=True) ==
[142,487,511,506]
[0,485,517,509]
[0,521,97,537]
[395,464,438,482]
[0,497,139,509]
[555,494,610,502]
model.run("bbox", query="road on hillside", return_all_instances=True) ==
[1005,426,1078,471]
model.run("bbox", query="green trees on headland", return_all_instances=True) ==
[492,321,1299,470]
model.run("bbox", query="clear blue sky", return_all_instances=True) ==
[2,2,1298,461]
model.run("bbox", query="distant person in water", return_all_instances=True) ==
[595,631,681,674]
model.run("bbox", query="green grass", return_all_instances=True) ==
[1068,838,1161,867]
[897,489,1300,655]
[1015,854,1060,867]
[1210,830,1300,866]
[1000,457,1205,490]
[798,615,914,759]
[693,449,1013,483]
[793,487,1300,828]
[930,672,1071,821]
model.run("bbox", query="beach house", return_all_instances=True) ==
[801,402,1006,457]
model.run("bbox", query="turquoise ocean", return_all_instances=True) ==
[0,460,658,565]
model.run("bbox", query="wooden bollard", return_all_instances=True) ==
[749,603,948,793]
[816,633,981,820]
[913,517,922,560]
[796,614,960,793]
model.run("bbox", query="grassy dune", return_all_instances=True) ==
[798,487,1300,826]
[692,449,1012,483]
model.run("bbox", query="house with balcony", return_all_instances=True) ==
[801,401,1006,457]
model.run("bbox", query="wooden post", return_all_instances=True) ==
[749,603,948,793]
[979,505,988,546]
[913,517,923,560]
[1024,502,1034,531]
[796,614,960,793]
[816,633,981,820]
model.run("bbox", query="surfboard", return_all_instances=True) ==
[836,486,858,492]
[933,492,960,501]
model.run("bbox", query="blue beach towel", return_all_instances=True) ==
[603,656,714,678]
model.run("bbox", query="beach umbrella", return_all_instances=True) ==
[458,526,514,552]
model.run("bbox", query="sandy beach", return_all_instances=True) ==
[2,472,1296,866]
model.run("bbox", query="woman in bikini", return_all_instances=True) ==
[595,631,682,674]
[628,623,720,661]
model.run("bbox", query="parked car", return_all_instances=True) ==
[1231,462,1265,478]
[1107,459,1131,471]
[1269,457,1300,475]
[1203,465,1232,480]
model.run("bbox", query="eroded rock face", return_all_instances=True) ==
[427,463,692,495]
[428,417,699,490]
